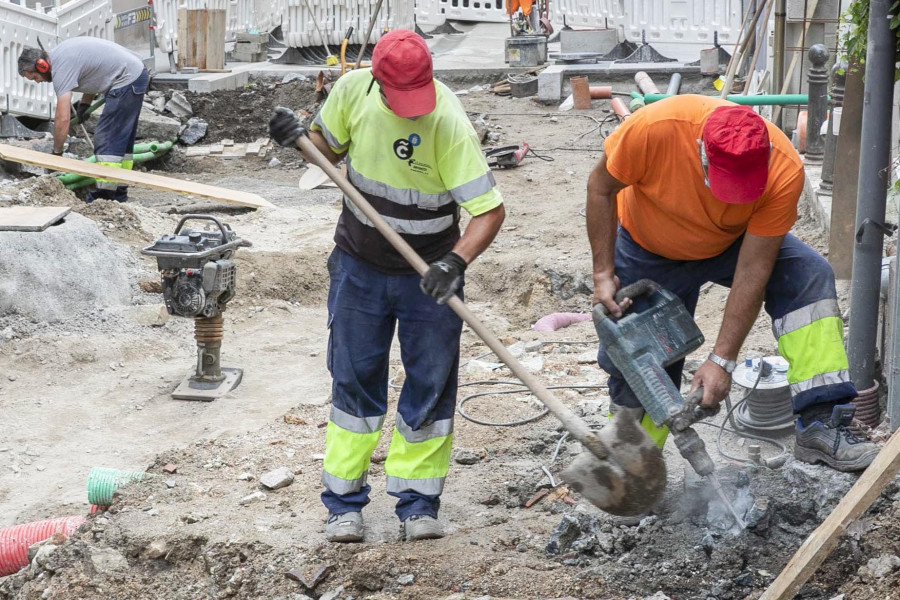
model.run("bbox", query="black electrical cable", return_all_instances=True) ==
[457,381,607,427]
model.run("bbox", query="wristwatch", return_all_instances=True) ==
[707,352,736,374]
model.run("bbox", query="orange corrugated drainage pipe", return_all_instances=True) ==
[589,86,612,99]
[611,97,632,120]
[0,515,86,576]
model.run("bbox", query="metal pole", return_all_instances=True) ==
[804,44,828,165]
[848,0,895,390]
[354,0,385,70]
[819,61,846,193]
[773,0,786,125]
[665,73,682,96]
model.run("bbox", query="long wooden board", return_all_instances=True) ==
[0,144,274,209]
[0,206,71,232]
[758,426,900,600]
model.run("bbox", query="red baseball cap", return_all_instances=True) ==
[702,106,771,204]
[372,30,435,118]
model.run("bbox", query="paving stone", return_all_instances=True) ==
[260,467,295,490]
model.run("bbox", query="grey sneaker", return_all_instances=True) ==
[794,405,880,472]
[402,515,444,541]
[325,512,364,543]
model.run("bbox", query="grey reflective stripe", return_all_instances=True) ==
[449,171,496,203]
[790,369,851,394]
[96,181,119,190]
[96,154,123,163]
[330,406,384,434]
[386,475,445,496]
[773,299,840,338]
[322,470,367,495]
[347,162,453,208]
[312,114,349,152]
[343,197,455,235]
[123,153,133,162]
[395,413,453,443]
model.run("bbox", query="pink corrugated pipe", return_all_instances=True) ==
[0,515,86,576]
[532,312,592,332]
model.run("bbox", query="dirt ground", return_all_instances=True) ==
[1,78,899,600]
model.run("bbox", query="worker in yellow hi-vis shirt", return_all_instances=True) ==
[269,30,505,543]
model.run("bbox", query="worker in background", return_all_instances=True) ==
[587,95,879,473]
[268,30,505,543]
[17,37,149,203]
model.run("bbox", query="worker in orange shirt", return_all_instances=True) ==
[587,95,878,472]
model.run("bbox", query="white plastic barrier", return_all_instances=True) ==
[552,0,622,29]
[53,0,115,41]
[622,0,743,62]
[415,0,505,27]
[0,0,58,119]
[153,0,179,53]
[283,0,413,49]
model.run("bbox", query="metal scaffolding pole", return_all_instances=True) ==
[848,0,896,391]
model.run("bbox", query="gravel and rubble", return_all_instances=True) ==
[1,77,899,600]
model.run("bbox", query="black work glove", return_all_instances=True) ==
[74,101,91,122]
[269,106,307,147]
[420,252,467,304]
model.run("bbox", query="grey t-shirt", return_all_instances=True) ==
[49,37,144,96]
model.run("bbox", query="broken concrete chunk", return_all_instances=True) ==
[124,305,170,327]
[260,467,295,490]
[146,539,168,559]
[240,491,267,505]
[454,449,483,465]
[86,547,129,575]
[545,514,581,555]
[397,573,415,585]
[180,118,208,145]
[866,554,900,578]
[524,340,543,353]
[318,586,344,600]
[643,593,672,600]
[165,90,193,119]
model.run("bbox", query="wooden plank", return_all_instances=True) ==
[0,206,71,232]
[0,144,274,209]
[828,61,865,280]
[758,426,900,600]
[206,9,226,71]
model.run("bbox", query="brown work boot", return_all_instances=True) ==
[794,405,880,472]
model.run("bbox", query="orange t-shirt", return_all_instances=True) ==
[602,95,803,260]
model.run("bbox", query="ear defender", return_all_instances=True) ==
[35,57,49,74]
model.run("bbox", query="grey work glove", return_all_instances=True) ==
[420,251,466,304]
[269,106,307,148]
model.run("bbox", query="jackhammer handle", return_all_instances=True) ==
[592,279,661,322]
[684,388,721,420]
[295,134,609,459]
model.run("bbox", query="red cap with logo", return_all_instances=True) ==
[702,105,771,204]
[372,30,435,118]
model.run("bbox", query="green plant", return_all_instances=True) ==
[840,0,900,78]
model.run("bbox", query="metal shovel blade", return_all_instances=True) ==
[561,411,667,516]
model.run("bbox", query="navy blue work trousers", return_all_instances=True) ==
[88,68,149,203]
[598,228,855,413]
[321,247,462,521]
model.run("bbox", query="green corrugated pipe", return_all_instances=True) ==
[643,93,809,106]
[58,141,175,185]
[63,150,164,190]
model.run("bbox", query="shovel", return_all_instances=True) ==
[294,134,667,516]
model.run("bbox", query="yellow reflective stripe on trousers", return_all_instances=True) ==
[384,428,452,494]
[776,315,848,385]
[95,160,126,188]
[322,420,381,488]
